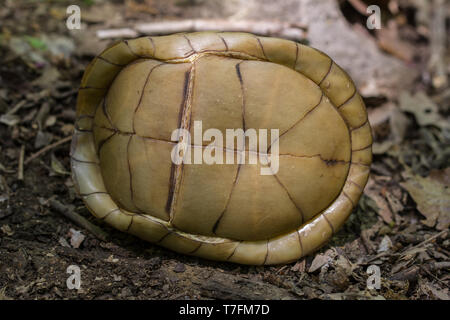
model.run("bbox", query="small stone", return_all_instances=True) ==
[68,228,85,248]
[173,263,186,273]
[377,235,393,253]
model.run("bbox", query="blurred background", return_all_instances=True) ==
[0,0,448,300]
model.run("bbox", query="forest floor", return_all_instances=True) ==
[0,0,448,300]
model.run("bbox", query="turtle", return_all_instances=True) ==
[71,32,372,265]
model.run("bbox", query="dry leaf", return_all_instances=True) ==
[401,168,450,230]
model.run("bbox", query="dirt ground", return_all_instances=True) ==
[0,0,449,300]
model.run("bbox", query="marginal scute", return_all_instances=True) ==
[83,193,119,219]
[71,131,97,163]
[343,164,370,205]
[72,32,372,265]
[81,58,122,89]
[227,240,268,265]
[322,194,354,231]
[338,92,368,129]
[295,44,332,84]
[100,41,137,65]
[258,36,298,68]
[351,122,373,151]
[71,160,106,195]
[128,214,169,242]
[185,32,228,52]
[160,232,201,254]
[219,32,266,59]
[74,116,93,131]
[194,241,239,261]
[151,34,195,60]
[103,209,133,232]
[126,38,155,58]
[298,215,333,257]
[347,164,370,188]
[352,148,372,165]
[265,231,302,265]
[76,88,106,117]
[319,62,356,107]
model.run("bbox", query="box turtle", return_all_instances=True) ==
[71,32,372,265]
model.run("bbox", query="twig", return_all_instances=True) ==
[25,136,72,165]
[362,230,448,265]
[409,229,448,250]
[429,0,447,89]
[49,199,109,242]
[97,19,308,42]
[419,265,450,289]
[18,145,25,180]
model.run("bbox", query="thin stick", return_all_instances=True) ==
[49,199,109,242]
[18,145,25,180]
[25,136,72,165]
[97,19,308,42]
[409,229,448,250]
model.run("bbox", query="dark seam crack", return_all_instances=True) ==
[156,231,172,244]
[262,240,270,265]
[125,215,134,232]
[318,60,333,87]
[70,156,99,164]
[96,130,116,155]
[183,34,196,54]
[272,172,305,224]
[212,164,242,234]
[97,56,125,67]
[123,40,141,58]
[350,119,369,131]
[342,191,355,207]
[217,34,229,51]
[337,87,357,109]
[323,214,335,234]
[255,37,268,60]
[80,191,108,197]
[189,243,202,254]
[297,231,304,255]
[79,86,106,90]
[148,37,156,56]
[267,93,324,153]
[348,179,363,191]
[352,143,372,152]
[293,42,299,69]
[99,208,121,221]
[132,62,164,133]
[226,241,242,260]
[235,61,246,131]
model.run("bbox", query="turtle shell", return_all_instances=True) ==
[71,32,372,265]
